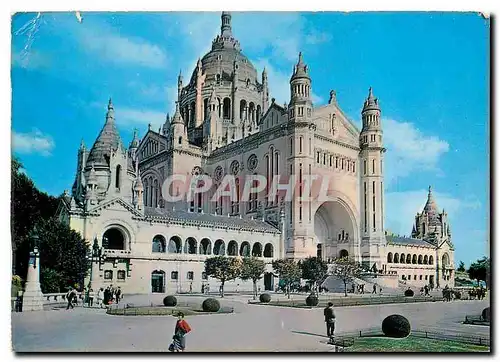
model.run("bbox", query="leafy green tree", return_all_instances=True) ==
[468,257,490,289]
[272,258,301,299]
[240,257,266,300]
[37,217,90,292]
[330,257,364,297]
[457,261,466,273]
[204,256,242,297]
[299,256,328,294]
[11,157,58,278]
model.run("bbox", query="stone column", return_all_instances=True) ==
[22,249,44,312]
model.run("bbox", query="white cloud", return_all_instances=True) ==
[12,129,55,156]
[385,189,467,238]
[80,31,168,69]
[383,118,450,185]
[305,30,332,45]
[115,108,166,130]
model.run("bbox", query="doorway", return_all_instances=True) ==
[151,270,165,293]
[264,273,274,291]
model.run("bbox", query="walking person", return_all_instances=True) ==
[372,284,377,294]
[323,302,336,342]
[66,287,76,310]
[97,288,104,308]
[115,287,122,304]
[88,288,95,307]
[169,312,192,352]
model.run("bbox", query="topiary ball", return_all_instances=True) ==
[482,307,490,322]
[305,293,319,306]
[404,289,414,297]
[382,314,411,338]
[259,293,271,303]
[202,298,220,312]
[163,295,177,307]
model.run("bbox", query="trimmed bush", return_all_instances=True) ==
[259,293,271,303]
[382,314,411,338]
[202,298,220,312]
[163,295,177,307]
[305,293,319,307]
[482,307,490,322]
[404,289,414,297]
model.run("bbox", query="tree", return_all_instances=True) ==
[457,261,466,273]
[299,256,328,294]
[272,258,302,299]
[204,256,242,298]
[468,257,490,289]
[330,257,364,297]
[240,257,266,300]
[37,217,90,293]
[11,157,59,279]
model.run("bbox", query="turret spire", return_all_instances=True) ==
[171,101,184,125]
[106,98,115,123]
[221,11,232,37]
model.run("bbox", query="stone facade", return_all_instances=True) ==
[58,12,454,294]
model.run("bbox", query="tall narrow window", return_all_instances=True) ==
[289,137,293,155]
[115,165,121,189]
[372,159,375,174]
[299,137,303,153]
[364,182,367,232]
[364,160,367,175]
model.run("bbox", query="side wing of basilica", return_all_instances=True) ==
[57,12,455,294]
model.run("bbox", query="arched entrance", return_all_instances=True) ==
[339,249,349,258]
[151,270,165,293]
[314,200,356,260]
[103,227,126,250]
[264,272,274,291]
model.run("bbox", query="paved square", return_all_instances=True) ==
[11,295,490,352]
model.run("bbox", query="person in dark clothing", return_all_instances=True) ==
[115,287,122,304]
[323,302,336,340]
[103,287,109,305]
[66,288,76,310]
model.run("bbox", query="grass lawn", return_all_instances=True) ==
[106,306,233,316]
[345,336,489,352]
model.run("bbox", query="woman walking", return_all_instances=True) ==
[169,312,192,352]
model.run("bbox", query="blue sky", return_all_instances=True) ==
[11,12,489,265]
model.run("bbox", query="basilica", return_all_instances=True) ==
[57,12,455,294]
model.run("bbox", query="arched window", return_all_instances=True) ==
[200,238,212,255]
[144,179,149,207]
[249,102,255,122]
[406,254,411,264]
[117,270,126,280]
[387,252,393,263]
[429,255,434,265]
[213,239,225,256]
[423,255,428,264]
[187,271,194,280]
[418,255,423,264]
[263,243,274,258]
[240,99,247,120]
[394,253,399,263]
[442,253,450,267]
[339,249,349,258]
[115,165,121,189]
[400,253,405,264]
[104,270,113,280]
[252,242,262,257]
[154,179,158,207]
[171,271,178,280]
[256,105,261,123]
[152,235,166,253]
[178,136,182,145]
[412,254,417,264]
[168,236,182,253]
[203,98,209,120]
[184,237,197,254]
[227,240,238,256]
[223,98,231,119]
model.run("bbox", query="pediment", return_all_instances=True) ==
[87,197,143,218]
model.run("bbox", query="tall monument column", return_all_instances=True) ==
[22,228,44,311]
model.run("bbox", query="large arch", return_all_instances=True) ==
[406,254,411,264]
[429,255,434,265]
[168,236,182,253]
[400,253,405,264]
[152,235,166,253]
[423,255,429,265]
[314,199,357,260]
[339,249,349,258]
[394,253,399,263]
[200,238,212,255]
[227,240,238,256]
[418,255,423,264]
[387,252,393,263]
[412,254,417,264]
[214,239,225,256]
[240,241,251,257]
[184,237,197,254]
[103,227,126,250]
[252,242,263,257]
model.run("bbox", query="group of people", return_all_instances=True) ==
[419,285,431,296]
[468,287,487,300]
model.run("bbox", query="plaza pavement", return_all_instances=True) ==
[11,294,490,352]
